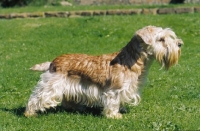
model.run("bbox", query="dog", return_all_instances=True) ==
[24,26,183,119]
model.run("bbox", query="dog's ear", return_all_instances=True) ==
[136,26,162,45]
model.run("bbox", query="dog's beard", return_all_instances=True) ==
[163,47,181,69]
[154,43,181,70]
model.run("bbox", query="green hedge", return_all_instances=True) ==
[170,0,185,3]
[0,0,63,7]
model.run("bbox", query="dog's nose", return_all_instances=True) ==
[178,43,182,48]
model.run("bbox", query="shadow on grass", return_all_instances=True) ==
[0,105,129,118]
[0,107,26,117]
[0,106,102,117]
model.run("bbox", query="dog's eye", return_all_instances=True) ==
[178,43,182,48]
[159,38,165,42]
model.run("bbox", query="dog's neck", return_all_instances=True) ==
[110,36,155,87]
[110,36,149,69]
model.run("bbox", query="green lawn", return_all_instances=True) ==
[0,3,197,14]
[0,13,200,130]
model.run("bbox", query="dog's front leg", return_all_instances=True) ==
[102,90,122,119]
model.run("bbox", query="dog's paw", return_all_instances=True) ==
[24,111,37,117]
[105,112,122,119]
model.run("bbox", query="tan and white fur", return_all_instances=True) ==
[24,26,183,119]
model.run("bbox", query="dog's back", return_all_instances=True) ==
[30,53,120,87]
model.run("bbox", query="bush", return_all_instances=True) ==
[0,0,62,7]
[170,0,185,3]
[0,0,30,7]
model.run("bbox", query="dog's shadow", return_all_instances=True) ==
[0,106,103,117]
[0,105,129,117]
[0,107,27,117]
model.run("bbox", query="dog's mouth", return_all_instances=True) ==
[163,47,170,69]
[163,55,170,70]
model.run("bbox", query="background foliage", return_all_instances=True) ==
[0,0,63,7]
[0,0,185,7]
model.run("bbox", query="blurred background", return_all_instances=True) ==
[0,0,198,8]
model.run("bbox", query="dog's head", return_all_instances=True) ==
[136,26,183,69]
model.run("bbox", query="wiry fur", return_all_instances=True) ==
[25,26,183,119]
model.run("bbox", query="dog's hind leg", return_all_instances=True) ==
[102,90,122,119]
[24,71,65,117]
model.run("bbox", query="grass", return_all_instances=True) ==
[0,3,198,14]
[0,13,200,130]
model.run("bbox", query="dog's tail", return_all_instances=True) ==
[30,62,51,72]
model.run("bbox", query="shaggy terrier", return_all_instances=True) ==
[24,26,183,119]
